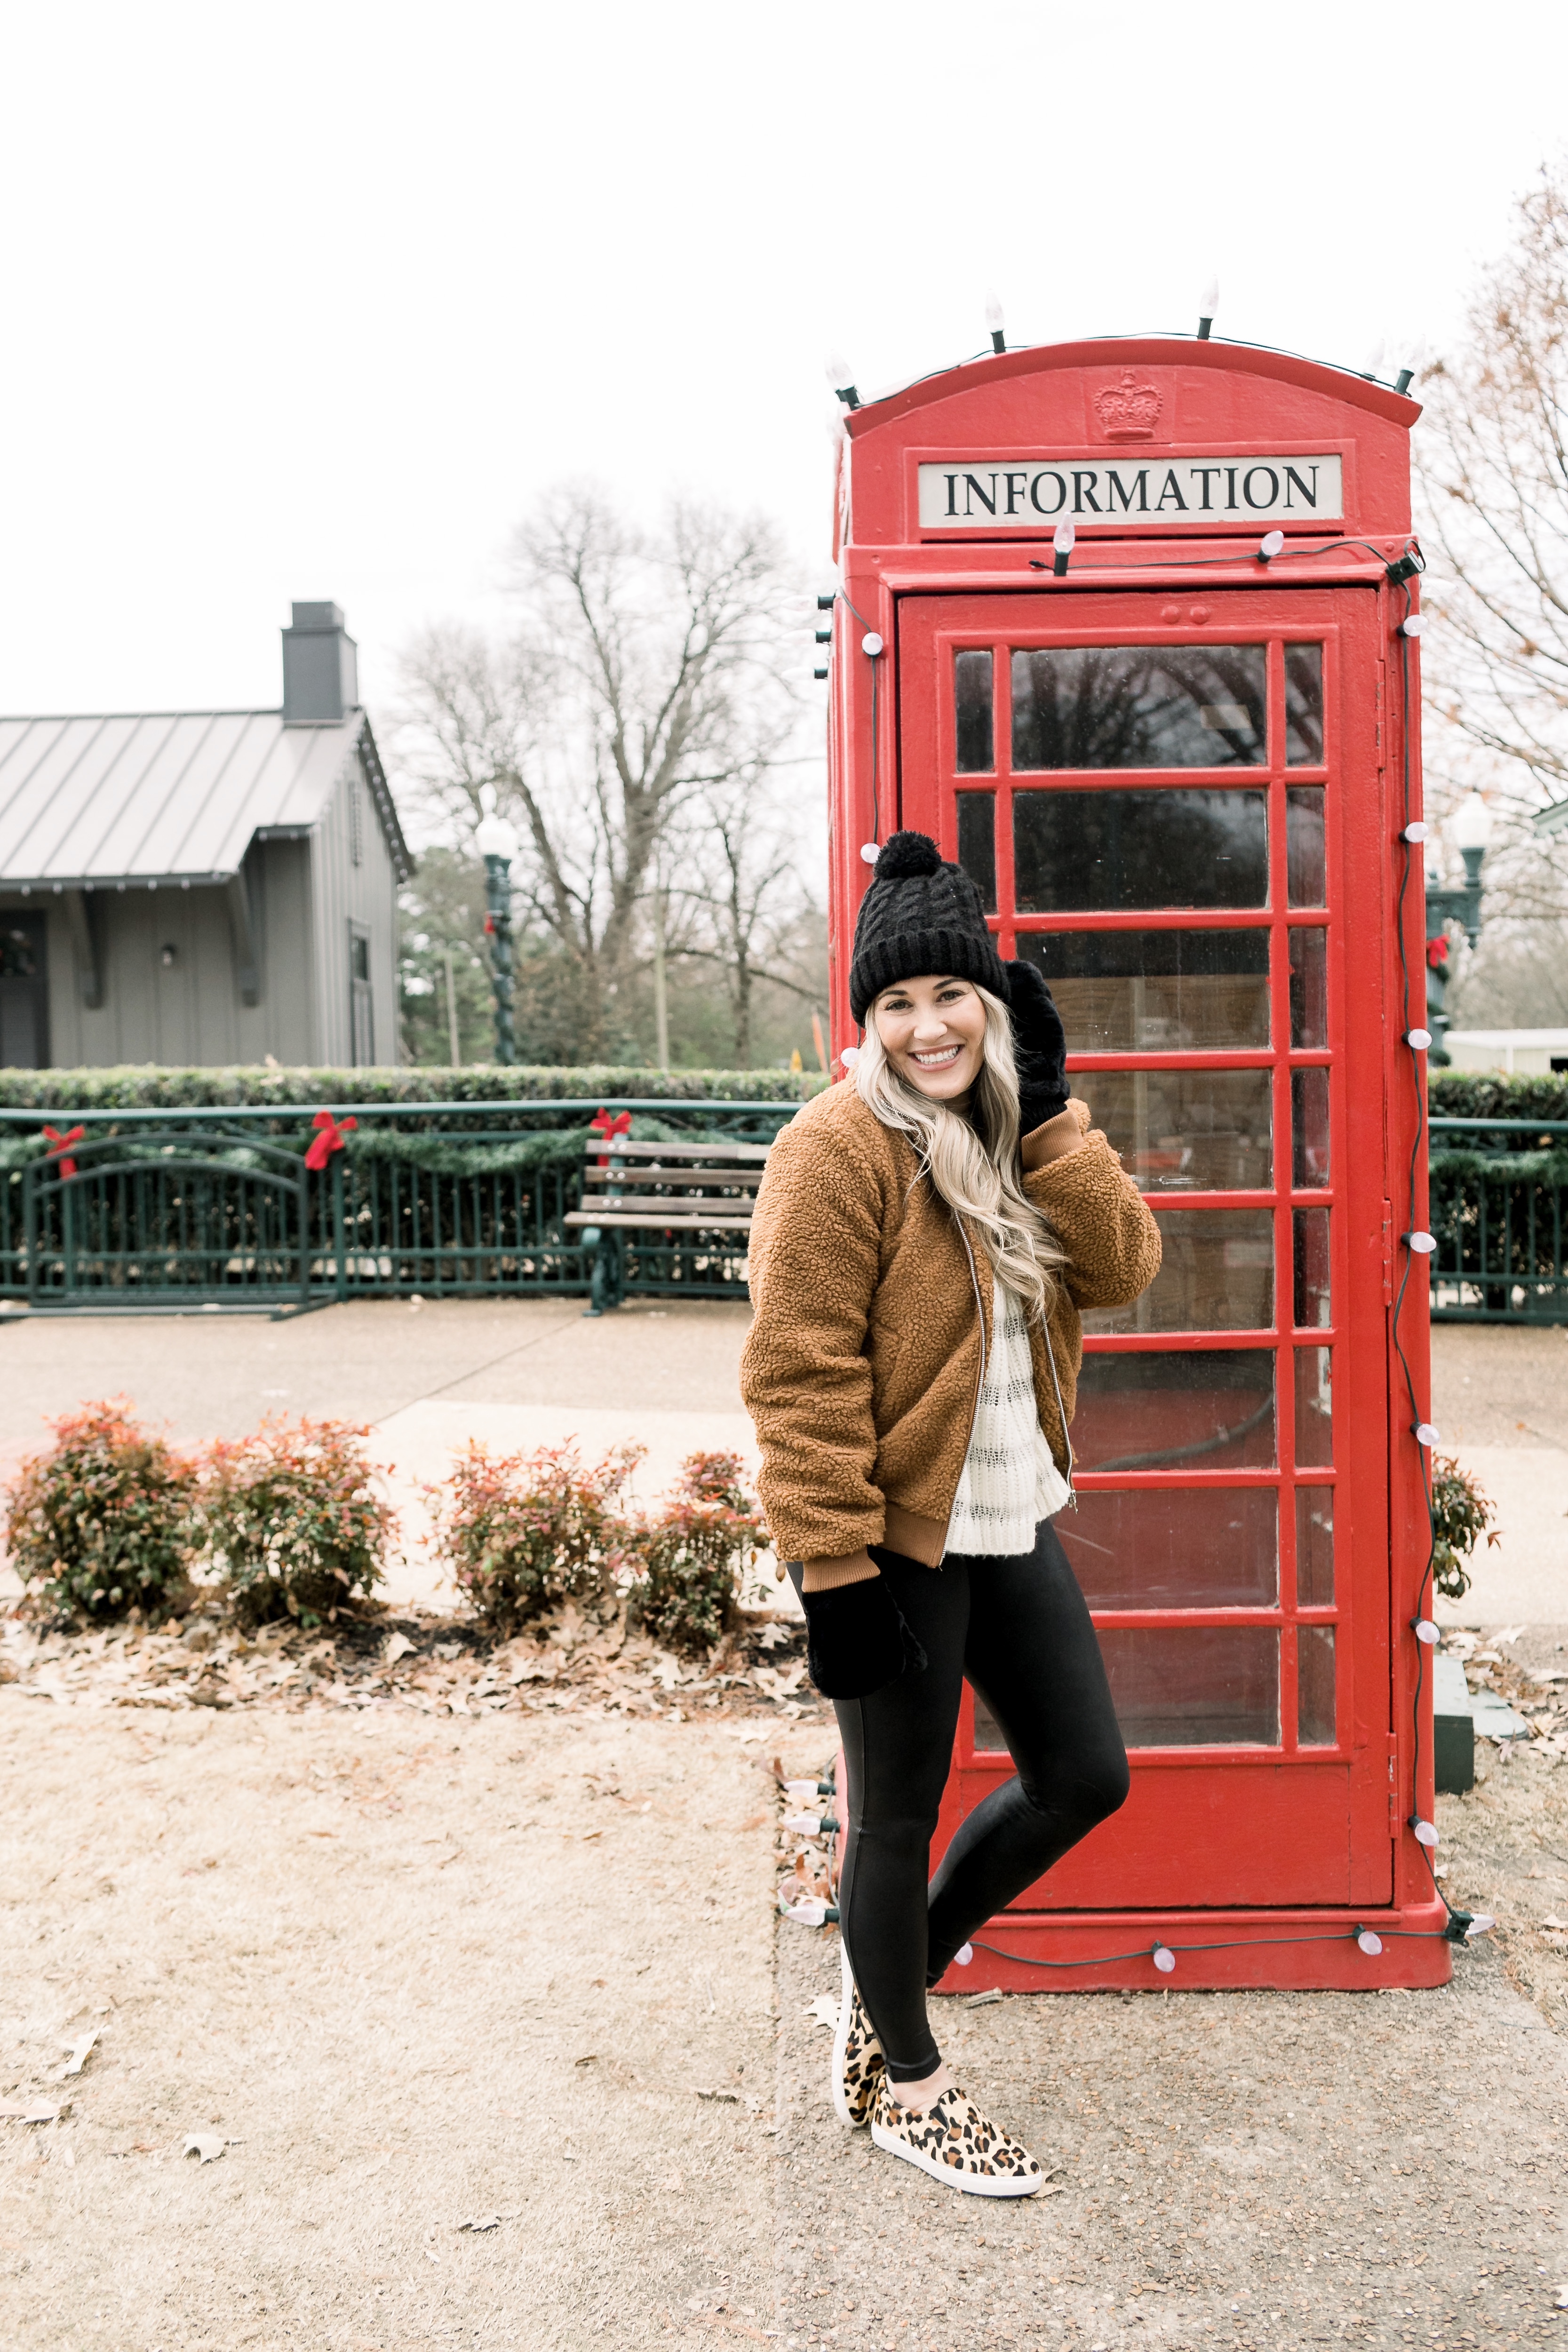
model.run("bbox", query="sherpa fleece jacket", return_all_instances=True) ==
[740,1083,1161,1590]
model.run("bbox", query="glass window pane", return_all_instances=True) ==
[1296,1488,1334,1606]
[955,649,994,773]
[1074,1348,1275,1469]
[1098,1628,1279,1748]
[1010,644,1266,770]
[1295,1345,1333,1467]
[1091,1068,1272,1192]
[1291,1066,1330,1188]
[1285,645,1324,764]
[1057,1488,1279,1611]
[1286,787,1326,906]
[1293,1208,1331,1329]
[1297,1625,1337,1746]
[1289,928,1327,1048]
[955,791,996,912]
[1019,928,1271,1052]
[1014,789,1268,912]
[1083,1208,1274,1335]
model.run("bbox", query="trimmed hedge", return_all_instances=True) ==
[0,1064,821,1115]
[1429,1073,1568,1124]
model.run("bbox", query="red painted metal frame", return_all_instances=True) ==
[821,340,1445,1990]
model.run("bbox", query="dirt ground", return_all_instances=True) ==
[3,1310,1568,2348]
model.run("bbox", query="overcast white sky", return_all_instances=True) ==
[3,0,1565,729]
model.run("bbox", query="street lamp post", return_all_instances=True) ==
[1425,792,1493,1066]
[475,791,521,1067]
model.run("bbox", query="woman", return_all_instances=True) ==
[741,830,1161,2198]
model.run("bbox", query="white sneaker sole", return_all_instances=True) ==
[869,2118,1043,2198]
[830,1939,868,2129]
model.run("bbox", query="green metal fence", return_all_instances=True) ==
[1429,1116,1568,1322]
[0,1100,796,1314]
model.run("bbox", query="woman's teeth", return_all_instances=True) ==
[912,1045,962,1067]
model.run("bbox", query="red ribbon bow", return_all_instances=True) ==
[590,1107,631,1168]
[1425,935,1450,971]
[42,1123,85,1180]
[304,1109,358,1171]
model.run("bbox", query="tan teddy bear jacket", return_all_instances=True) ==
[740,1083,1161,1590]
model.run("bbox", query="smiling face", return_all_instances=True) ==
[870,973,988,1102]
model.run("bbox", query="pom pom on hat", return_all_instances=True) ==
[873,830,943,880]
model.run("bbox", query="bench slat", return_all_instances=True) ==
[565,1211,755,1232]
[581,1139,774,1164]
[582,1171,763,1192]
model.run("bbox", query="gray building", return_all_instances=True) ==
[0,604,412,1069]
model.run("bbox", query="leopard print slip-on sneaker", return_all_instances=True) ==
[831,1941,884,2129]
[869,2075,1043,2197]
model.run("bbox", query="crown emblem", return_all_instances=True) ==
[1094,371,1162,441]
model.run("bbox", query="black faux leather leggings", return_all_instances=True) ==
[794,1520,1130,2083]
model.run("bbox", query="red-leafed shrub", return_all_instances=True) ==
[425,1439,643,1637]
[2,1398,200,1620]
[629,1451,769,1657]
[1430,1454,1500,1603]
[202,1417,397,1629]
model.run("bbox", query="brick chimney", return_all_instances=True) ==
[281,602,358,725]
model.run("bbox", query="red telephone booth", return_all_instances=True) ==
[823,338,1451,1990]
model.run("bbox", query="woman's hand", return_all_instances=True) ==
[1003,960,1070,1137]
[800,1574,927,1700]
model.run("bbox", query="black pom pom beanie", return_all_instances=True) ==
[848,830,1009,1024]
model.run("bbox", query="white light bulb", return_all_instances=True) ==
[1414,1421,1440,1447]
[1402,821,1430,843]
[1407,1028,1433,1052]
[860,842,880,865]
[1464,1913,1496,1939]
[1152,1945,1176,1974]
[1402,613,1426,638]
[1259,529,1284,560]
[1449,790,1494,851]
[1199,276,1219,318]
[782,1812,822,1836]
[824,352,853,390]
[1414,1619,1441,1644]
[1413,1818,1439,1849]
[838,1045,860,1069]
[954,1943,974,1966]
[985,288,1005,333]
[1407,1231,1436,1255]
[1357,1929,1384,1956]
[862,632,884,658]
[1054,519,1076,555]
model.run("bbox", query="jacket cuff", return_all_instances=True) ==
[800,1550,880,1593]
[1021,1099,1092,1171]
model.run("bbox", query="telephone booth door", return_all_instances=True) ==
[900,587,1393,1914]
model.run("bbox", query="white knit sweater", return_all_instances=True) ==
[945,1280,1071,1556]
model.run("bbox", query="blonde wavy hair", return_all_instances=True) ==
[854,982,1067,1321]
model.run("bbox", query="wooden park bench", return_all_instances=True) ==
[564,1133,775,1317]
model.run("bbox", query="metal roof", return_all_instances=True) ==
[0,707,412,888]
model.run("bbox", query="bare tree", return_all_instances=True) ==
[395,485,803,1060]
[668,764,820,1065]
[1414,163,1568,1017]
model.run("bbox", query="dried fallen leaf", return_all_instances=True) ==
[384,1632,416,1664]
[574,2054,598,2067]
[457,2214,501,2232]
[61,2029,99,2077]
[804,1994,839,2030]
[0,2100,63,2124]
[695,2088,740,2103]
[183,2133,226,2163]
[963,1988,1003,2009]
